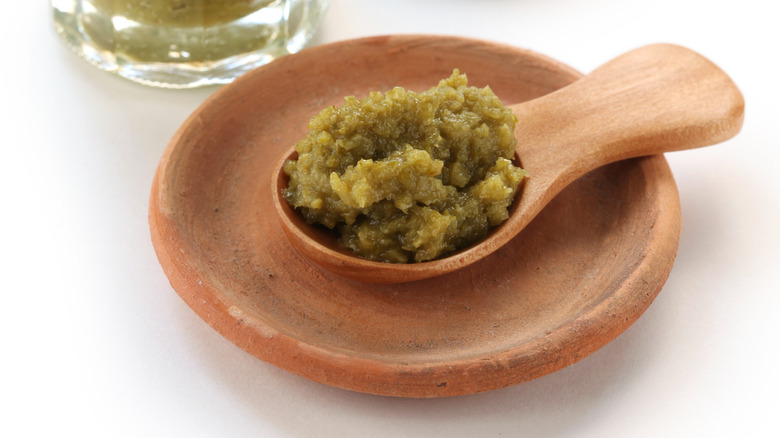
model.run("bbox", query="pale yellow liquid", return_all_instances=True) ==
[89,0,274,27]
[53,0,328,87]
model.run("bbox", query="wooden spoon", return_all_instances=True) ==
[272,43,744,284]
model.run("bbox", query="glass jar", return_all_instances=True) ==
[52,0,329,88]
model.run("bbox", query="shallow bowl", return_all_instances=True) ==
[149,35,680,397]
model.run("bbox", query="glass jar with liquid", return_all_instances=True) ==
[52,0,329,88]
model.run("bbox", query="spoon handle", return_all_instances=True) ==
[513,43,744,183]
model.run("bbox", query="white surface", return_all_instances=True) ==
[3,1,778,436]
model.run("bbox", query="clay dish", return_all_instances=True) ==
[272,44,743,283]
[149,35,736,397]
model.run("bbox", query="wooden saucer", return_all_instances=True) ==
[149,35,681,397]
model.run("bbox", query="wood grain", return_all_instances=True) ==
[273,43,743,283]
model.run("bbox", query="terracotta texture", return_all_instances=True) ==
[148,35,737,397]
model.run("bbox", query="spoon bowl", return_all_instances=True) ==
[273,43,744,283]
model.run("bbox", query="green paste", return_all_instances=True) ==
[283,70,527,263]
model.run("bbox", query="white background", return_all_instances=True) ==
[3,1,778,436]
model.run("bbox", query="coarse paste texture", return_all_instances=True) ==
[283,70,527,263]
